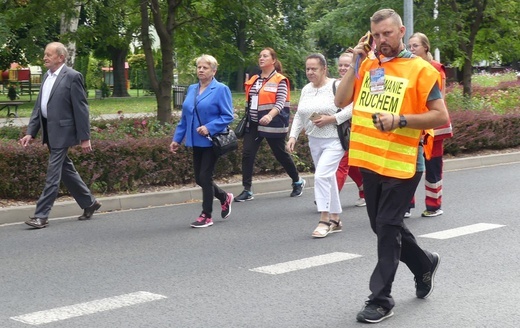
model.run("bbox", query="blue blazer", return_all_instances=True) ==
[173,78,234,147]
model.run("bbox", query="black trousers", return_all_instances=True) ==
[241,121,299,191]
[362,169,434,310]
[193,146,227,217]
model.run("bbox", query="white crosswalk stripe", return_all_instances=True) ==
[10,291,167,325]
[250,252,362,275]
[419,223,505,240]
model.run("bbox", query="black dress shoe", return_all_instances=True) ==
[78,201,102,220]
[25,217,49,229]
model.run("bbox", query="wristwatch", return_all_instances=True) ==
[398,115,407,128]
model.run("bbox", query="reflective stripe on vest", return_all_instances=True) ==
[245,73,291,137]
[349,57,441,178]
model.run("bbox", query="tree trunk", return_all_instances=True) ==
[60,2,83,67]
[111,48,130,97]
[140,0,179,124]
[234,19,247,92]
[462,57,473,97]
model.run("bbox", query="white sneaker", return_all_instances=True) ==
[404,211,411,218]
[355,198,366,207]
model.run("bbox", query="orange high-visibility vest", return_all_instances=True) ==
[245,73,291,137]
[349,56,441,178]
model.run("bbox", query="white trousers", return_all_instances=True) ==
[308,137,345,214]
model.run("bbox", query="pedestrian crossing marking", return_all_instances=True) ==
[250,252,362,275]
[10,291,167,325]
[419,223,505,240]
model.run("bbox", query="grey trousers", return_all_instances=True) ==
[34,146,94,218]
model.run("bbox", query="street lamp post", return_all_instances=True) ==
[403,0,414,45]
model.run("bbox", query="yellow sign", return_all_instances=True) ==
[355,73,409,114]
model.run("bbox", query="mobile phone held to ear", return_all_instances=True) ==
[363,31,374,53]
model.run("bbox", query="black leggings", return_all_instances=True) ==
[241,122,300,190]
[193,147,227,217]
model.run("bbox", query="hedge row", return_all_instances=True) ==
[1,110,519,200]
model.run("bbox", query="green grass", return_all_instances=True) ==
[471,71,518,87]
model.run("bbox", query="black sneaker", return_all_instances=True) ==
[356,301,394,323]
[290,178,306,197]
[415,252,441,299]
[190,213,213,228]
[221,192,233,219]
[234,190,254,202]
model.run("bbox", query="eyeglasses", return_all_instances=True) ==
[407,44,422,50]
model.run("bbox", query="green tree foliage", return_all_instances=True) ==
[78,0,141,97]
[0,0,518,104]
[306,0,520,97]
[173,0,313,91]
[139,0,198,123]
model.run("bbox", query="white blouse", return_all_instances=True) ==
[289,78,352,140]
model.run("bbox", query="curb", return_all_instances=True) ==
[2,152,520,226]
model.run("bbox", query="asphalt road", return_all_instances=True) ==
[1,162,519,328]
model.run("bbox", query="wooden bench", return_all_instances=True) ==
[0,101,24,117]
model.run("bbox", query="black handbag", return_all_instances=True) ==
[211,128,238,156]
[193,93,238,156]
[234,115,247,138]
[337,115,351,151]
[333,81,351,151]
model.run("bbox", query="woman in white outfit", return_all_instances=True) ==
[286,53,352,238]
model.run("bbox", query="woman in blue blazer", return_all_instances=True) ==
[170,54,234,228]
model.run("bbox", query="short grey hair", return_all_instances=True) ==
[47,42,69,59]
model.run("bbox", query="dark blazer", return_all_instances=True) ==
[27,65,90,148]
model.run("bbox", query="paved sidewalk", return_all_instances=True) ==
[1,151,520,226]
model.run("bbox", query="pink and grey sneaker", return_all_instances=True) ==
[191,213,213,228]
[221,193,233,219]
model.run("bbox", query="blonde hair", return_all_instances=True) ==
[410,32,434,62]
[195,54,219,71]
[339,48,354,60]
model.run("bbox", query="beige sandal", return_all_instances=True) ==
[330,219,343,233]
[312,221,332,238]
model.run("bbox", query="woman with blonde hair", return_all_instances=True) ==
[170,54,234,227]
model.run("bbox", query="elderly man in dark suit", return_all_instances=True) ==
[19,42,101,229]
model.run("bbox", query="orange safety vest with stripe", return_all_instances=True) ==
[245,73,291,138]
[349,56,441,178]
